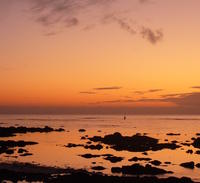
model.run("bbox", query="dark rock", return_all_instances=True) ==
[192,137,200,148]
[89,133,180,152]
[0,126,64,137]
[0,140,38,155]
[186,150,193,154]
[104,156,123,163]
[115,163,172,175]
[91,166,106,171]
[79,129,86,132]
[196,163,200,168]
[84,144,103,150]
[128,157,151,162]
[20,153,33,156]
[166,133,180,136]
[18,148,28,154]
[181,143,190,146]
[0,162,194,183]
[180,161,195,169]
[5,149,14,155]
[111,167,122,173]
[101,154,113,157]
[164,162,171,165]
[79,154,101,159]
[196,150,200,154]
[65,143,84,148]
[150,160,162,166]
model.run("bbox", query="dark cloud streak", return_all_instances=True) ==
[140,27,163,44]
[93,86,122,91]
[28,0,164,44]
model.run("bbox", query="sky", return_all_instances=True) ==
[0,0,200,114]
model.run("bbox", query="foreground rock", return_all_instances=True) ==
[111,164,172,175]
[89,132,180,152]
[0,162,194,183]
[91,166,106,171]
[0,126,65,137]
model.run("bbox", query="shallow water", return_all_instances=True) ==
[0,114,200,181]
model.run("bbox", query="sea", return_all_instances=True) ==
[0,114,200,181]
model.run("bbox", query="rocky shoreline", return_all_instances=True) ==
[0,162,195,183]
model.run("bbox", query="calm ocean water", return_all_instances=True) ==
[0,114,200,181]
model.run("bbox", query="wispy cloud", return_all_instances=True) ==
[191,86,200,89]
[93,86,122,91]
[134,89,163,95]
[139,0,151,4]
[27,0,163,44]
[80,91,97,95]
[91,99,135,105]
[138,92,200,108]
[148,89,163,93]
[140,27,163,44]
[103,14,136,35]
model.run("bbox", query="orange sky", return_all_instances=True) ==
[1,0,200,114]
